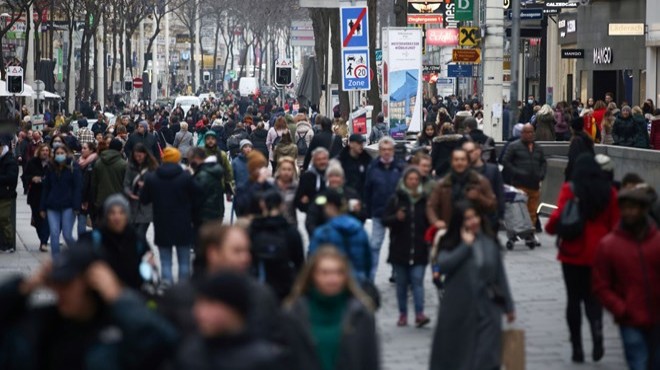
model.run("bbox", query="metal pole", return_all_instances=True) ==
[508,0,520,133]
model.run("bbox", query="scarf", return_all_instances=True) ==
[307,288,349,370]
[450,170,470,202]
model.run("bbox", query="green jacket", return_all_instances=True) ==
[92,149,127,208]
[194,160,225,223]
[204,146,235,194]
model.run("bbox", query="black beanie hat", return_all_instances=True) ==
[196,272,250,316]
[109,139,123,151]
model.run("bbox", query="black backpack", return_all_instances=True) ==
[251,228,292,284]
[296,131,309,156]
[557,183,584,242]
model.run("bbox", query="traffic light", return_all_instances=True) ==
[7,74,23,94]
[275,66,292,86]
[124,80,133,92]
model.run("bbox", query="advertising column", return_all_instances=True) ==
[382,28,423,139]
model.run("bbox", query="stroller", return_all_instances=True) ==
[502,185,537,250]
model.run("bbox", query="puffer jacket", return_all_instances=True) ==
[249,128,269,159]
[613,115,637,147]
[92,149,127,208]
[501,139,547,190]
[382,186,430,266]
[40,160,82,211]
[274,142,298,164]
[363,158,404,219]
[295,121,315,149]
[308,215,372,280]
[193,158,225,223]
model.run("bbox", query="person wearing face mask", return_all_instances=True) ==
[25,143,51,252]
[39,145,82,256]
[520,95,537,124]
[0,135,18,252]
[295,147,330,213]
[383,167,431,327]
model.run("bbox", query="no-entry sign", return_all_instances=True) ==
[133,77,143,89]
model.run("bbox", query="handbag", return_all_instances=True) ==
[502,328,526,370]
[557,182,584,242]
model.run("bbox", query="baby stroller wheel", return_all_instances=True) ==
[506,241,514,251]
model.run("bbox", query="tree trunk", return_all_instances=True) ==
[213,18,220,87]
[189,25,196,90]
[65,21,74,111]
[394,0,407,27]
[125,32,133,75]
[328,10,348,119]
[111,26,117,88]
[144,16,161,73]
[367,0,380,118]
[309,8,329,107]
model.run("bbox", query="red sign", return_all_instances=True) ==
[426,28,459,46]
[133,77,143,89]
[407,15,443,25]
[352,114,367,134]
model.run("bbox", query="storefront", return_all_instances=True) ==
[574,0,645,106]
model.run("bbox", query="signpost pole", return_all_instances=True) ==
[509,0,521,137]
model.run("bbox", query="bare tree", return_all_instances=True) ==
[173,0,202,90]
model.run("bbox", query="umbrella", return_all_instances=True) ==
[296,56,321,109]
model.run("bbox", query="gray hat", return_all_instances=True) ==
[239,139,253,150]
[139,121,149,131]
[104,194,130,219]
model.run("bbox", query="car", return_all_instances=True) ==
[174,95,202,117]
[73,112,116,131]
[238,77,260,97]
[198,92,216,102]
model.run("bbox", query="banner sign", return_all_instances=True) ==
[426,28,459,46]
[407,0,444,25]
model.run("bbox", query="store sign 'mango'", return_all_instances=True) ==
[593,47,613,64]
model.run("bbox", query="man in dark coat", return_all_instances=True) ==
[0,244,178,370]
[302,116,342,170]
[0,135,18,251]
[464,117,496,164]
[295,147,329,213]
[565,117,595,181]
[91,115,108,136]
[337,134,372,196]
[140,147,200,285]
[124,121,161,161]
[91,139,127,223]
[463,140,505,231]
[188,147,225,224]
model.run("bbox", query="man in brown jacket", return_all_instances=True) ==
[426,148,497,229]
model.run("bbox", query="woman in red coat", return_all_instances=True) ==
[546,154,620,364]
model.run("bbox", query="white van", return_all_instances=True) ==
[238,77,260,97]
[174,96,201,117]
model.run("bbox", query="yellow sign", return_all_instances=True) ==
[459,27,480,47]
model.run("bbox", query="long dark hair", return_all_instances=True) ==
[130,143,158,171]
[438,200,496,252]
[572,153,611,220]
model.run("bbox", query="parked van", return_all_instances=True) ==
[174,96,201,117]
[238,77,260,97]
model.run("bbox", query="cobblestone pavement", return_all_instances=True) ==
[2,183,627,369]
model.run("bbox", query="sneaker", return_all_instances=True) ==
[415,314,430,328]
[397,314,407,327]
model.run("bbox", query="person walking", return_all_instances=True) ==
[565,118,595,181]
[295,147,329,213]
[364,137,404,281]
[294,114,314,167]
[382,167,431,327]
[188,147,226,224]
[502,123,547,231]
[431,123,466,178]
[77,141,97,237]
[337,134,372,196]
[283,246,380,370]
[274,131,298,165]
[76,118,95,147]
[430,201,515,370]
[124,121,161,161]
[231,139,253,189]
[534,104,557,141]
[140,147,200,285]
[39,145,82,256]
[462,141,504,231]
[173,121,194,162]
[302,116,343,170]
[545,154,620,363]
[0,135,19,252]
[92,139,127,223]
[124,143,157,239]
[267,116,290,169]
[593,185,660,370]
[613,106,643,148]
[25,143,51,252]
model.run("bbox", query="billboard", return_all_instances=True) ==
[426,28,459,46]
[382,28,423,138]
[407,0,444,25]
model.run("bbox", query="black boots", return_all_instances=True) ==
[591,320,604,362]
[571,340,585,363]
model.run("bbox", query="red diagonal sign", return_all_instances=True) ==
[343,7,367,48]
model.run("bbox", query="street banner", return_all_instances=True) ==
[426,28,459,46]
[382,28,423,138]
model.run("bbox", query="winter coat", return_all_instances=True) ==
[235,181,274,217]
[91,121,107,136]
[305,187,365,236]
[24,157,48,208]
[202,148,235,194]
[368,122,389,145]
[466,129,496,163]
[0,151,18,200]
[249,215,304,301]
[140,163,200,246]
[40,161,82,211]
[302,130,343,170]
[266,128,288,161]
[274,142,298,164]
[564,132,594,181]
[430,234,514,370]
[382,187,430,266]
[283,296,379,370]
[535,112,556,141]
[593,223,660,328]
[308,215,372,279]
[124,132,161,161]
[431,134,466,178]
[650,118,660,150]
[173,131,194,157]
[337,147,375,196]
[545,183,620,266]
[426,170,497,226]
[632,114,651,149]
[176,333,287,370]
[295,121,315,149]
[613,114,649,148]
[249,128,269,159]
[554,109,570,136]
[123,164,154,224]
[193,159,225,223]
[363,158,405,219]
[295,167,326,213]
[501,139,547,190]
[473,163,505,225]
[0,278,178,370]
[231,154,249,189]
[92,149,127,208]
[274,179,299,224]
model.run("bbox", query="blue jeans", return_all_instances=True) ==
[620,326,660,370]
[393,264,426,315]
[76,213,88,237]
[47,209,75,257]
[158,245,191,285]
[370,218,387,280]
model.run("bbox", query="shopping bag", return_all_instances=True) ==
[502,329,525,370]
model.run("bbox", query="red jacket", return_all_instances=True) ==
[592,224,660,327]
[546,183,620,266]
[650,119,660,149]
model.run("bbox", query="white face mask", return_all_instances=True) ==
[0,145,8,158]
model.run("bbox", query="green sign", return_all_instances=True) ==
[454,0,473,21]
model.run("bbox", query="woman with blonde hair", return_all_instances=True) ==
[535,104,557,141]
[284,246,380,370]
[273,156,299,224]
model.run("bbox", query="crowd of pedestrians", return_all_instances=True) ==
[0,91,658,370]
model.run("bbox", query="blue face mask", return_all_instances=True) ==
[55,154,67,163]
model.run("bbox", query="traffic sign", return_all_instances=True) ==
[6,66,23,76]
[508,8,544,20]
[341,48,370,91]
[340,4,369,48]
[447,64,474,78]
[452,48,481,63]
[459,27,480,47]
[275,58,293,67]
[133,77,143,89]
